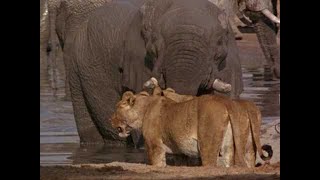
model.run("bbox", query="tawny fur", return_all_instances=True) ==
[111,91,243,167]
[111,86,272,167]
[153,85,272,167]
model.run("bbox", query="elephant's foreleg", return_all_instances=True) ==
[69,66,104,144]
[254,18,280,80]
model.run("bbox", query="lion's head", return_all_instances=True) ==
[111,91,150,138]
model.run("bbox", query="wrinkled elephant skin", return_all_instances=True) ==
[65,0,148,144]
[141,0,243,97]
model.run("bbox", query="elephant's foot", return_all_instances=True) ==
[212,79,232,93]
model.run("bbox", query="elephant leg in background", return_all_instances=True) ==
[254,17,280,80]
[40,0,54,96]
[47,1,59,97]
[43,0,70,100]
[68,64,105,144]
[48,29,69,99]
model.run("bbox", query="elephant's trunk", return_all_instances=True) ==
[254,18,280,79]
[261,9,280,24]
[161,31,211,95]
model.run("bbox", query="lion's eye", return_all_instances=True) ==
[117,127,122,132]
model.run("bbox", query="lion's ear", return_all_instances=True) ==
[165,88,175,93]
[122,91,134,100]
[121,91,136,106]
[139,91,150,97]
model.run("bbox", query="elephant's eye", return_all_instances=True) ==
[117,127,122,132]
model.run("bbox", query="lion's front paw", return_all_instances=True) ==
[153,161,167,168]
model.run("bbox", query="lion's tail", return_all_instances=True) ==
[260,144,273,161]
[246,102,273,162]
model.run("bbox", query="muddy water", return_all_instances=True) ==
[40,34,280,166]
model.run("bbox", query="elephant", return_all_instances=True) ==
[213,0,280,80]
[65,0,148,144]
[40,0,280,101]
[243,0,280,80]
[64,0,242,145]
[140,0,243,97]
[40,0,113,99]
[40,0,51,96]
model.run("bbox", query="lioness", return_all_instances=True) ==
[143,77,273,167]
[112,90,252,167]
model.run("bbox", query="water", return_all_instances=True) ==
[40,34,280,166]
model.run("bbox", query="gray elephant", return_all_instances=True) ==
[65,0,242,145]
[41,0,60,97]
[141,0,243,97]
[243,0,280,79]
[216,0,280,80]
[65,0,148,144]
[40,0,112,99]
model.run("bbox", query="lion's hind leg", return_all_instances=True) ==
[245,130,257,168]
[198,103,229,167]
[219,121,234,167]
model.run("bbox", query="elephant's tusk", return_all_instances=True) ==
[150,77,159,86]
[261,9,280,24]
[143,77,159,89]
[236,11,253,26]
[212,79,232,93]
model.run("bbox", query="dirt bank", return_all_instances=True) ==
[40,161,280,180]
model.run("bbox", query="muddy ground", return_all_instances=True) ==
[40,162,280,180]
